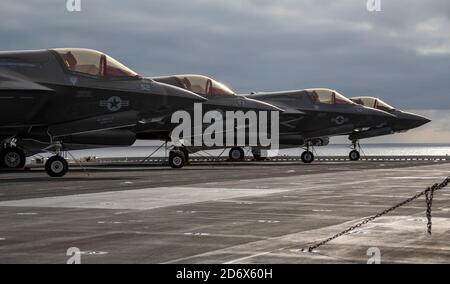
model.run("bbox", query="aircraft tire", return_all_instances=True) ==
[0,147,26,169]
[45,156,69,177]
[301,151,314,164]
[229,147,245,161]
[169,150,185,169]
[349,150,361,161]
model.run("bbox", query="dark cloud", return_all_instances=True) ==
[1,0,450,109]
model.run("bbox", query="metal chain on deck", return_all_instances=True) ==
[425,184,436,235]
[307,176,450,252]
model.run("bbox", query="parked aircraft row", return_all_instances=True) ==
[0,48,430,177]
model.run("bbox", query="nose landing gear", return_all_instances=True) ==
[169,149,186,169]
[349,140,361,161]
[43,142,69,177]
[229,147,245,161]
[45,155,69,177]
[301,143,315,164]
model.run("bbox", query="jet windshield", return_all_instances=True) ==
[175,75,235,96]
[351,97,395,111]
[307,89,355,105]
[53,48,138,78]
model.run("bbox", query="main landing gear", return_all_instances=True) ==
[0,146,26,169]
[0,138,70,177]
[349,140,361,161]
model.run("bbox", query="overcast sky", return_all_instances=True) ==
[1,0,449,143]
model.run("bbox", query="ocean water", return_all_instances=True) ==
[282,143,450,157]
[34,143,450,159]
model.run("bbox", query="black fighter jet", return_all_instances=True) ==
[246,88,396,163]
[343,96,431,160]
[151,74,395,165]
[0,48,205,177]
[136,74,281,168]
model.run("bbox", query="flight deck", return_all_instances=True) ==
[0,160,449,263]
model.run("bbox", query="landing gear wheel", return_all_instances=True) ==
[229,147,245,161]
[45,156,69,177]
[349,150,361,161]
[301,151,314,164]
[0,147,26,169]
[169,150,185,169]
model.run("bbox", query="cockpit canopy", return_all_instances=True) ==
[350,96,395,111]
[53,48,138,78]
[306,88,355,105]
[174,75,235,96]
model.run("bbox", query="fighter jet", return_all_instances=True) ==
[343,96,431,160]
[148,75,395,164]
[0,48,206,177]
[137,74,281,168]
[246,88,396,163]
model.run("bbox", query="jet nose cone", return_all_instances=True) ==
[394,112,431,131]
[408,113,431,128]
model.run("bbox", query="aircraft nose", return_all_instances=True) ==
[412,115,431,128]
[350,106,393,128]
[396,112,431,130]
